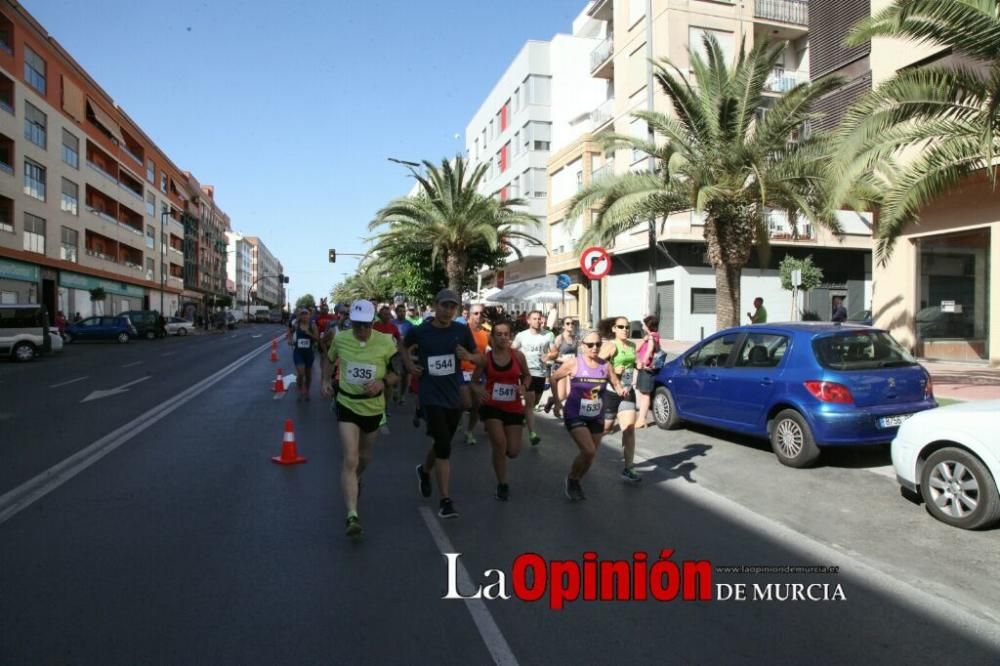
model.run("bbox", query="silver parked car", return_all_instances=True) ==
[165,317,194,336]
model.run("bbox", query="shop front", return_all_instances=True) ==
[0,257,40,304]
[59,271,145,318]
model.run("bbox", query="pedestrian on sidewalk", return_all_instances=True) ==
[322,299,398,537]
[831,296,848,323]
[401,289,481,519]
[471,320,530,501]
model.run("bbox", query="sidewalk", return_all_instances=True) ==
[660,339,1000,402]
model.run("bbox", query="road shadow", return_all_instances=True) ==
[642,443,713,483]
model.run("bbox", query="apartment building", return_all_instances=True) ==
[465,25,607,298]
[244,236,283,308]
[176,171,231,321]
[0,2,202,319]
[543,0,872,339]
[226,231,253,308]
[810,0,998,364]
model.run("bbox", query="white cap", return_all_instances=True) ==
[349,299,375,323]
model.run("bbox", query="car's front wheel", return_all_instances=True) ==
[920,448,1000,530]
[652,386,681,429]
[12,342,36,362]
[116,332,130,344]
[769,409,820,468]
[178,327,188,336]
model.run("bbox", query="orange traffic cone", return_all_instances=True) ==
[271,337,278,351]
[272,368,285,393]
[270,346,278,362]
[272,419,307,465]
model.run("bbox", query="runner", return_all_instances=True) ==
[322,300,398,537]
[544,317,578,417]
[372,305,402,434]
[461,304,491,446]
[391,304,413,405]
[287,308,320,402]
[550,330,623,501]
[600,316,642,483]
[512,310,555,446]
[471,320,529,501]
[400,289,480,519]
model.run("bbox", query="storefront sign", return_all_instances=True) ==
[0,257,40,283]
[59,271,145,298]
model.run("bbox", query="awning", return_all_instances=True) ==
[87,99,125,145]
[61,75,85,122]
[485,277,561,303]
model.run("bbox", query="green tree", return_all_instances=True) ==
[778,255,825,292]
[369,157,543,293]
[570,35,844,329]
[294,294,316,311]
[833,0,1000,263]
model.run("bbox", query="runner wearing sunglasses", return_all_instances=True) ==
[599,316,642,483]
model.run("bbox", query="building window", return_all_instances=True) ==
[62,129,79,169]
[0,133,12,175]
[146,192,156,217]
[60,227,78,262]
[524,121,552,152]
[524,75,552,106]
[23,159,45,201]
[24,46,46,95]
[523,168,547,198]
[160,172,167,193]
[513,130,520,156]
[60,178,78,216]
[689,26,735,67]
[576,170,584,191]
[510,175,519,199]
[145,257,154,280]
[0,72,13,114]
[23,212,45,254]
[514,86,521,112]
[691,288,717,315]
[146,224,155,249]
[0,14,12,55]
[24,101,46,148]
[0,195,12,233]
[146,159,155,183]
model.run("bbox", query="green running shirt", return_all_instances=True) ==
[328,329,397,416]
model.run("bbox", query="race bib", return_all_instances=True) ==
[345,361,376,385]
[620,368,636,388]
[492,383,518,402]
[462,370,473,383]
[580,397,603,418]
[428,354,456,377]
[296,338,311,349]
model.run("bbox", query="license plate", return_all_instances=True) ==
[878,414,912,429]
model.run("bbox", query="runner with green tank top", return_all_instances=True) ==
[599,316,642,483]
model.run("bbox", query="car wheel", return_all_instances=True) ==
[652,386,681,430]
[116,332,130,344]
[920,448,1000,530]
[12,342,36,362]
[178,327,188,336]
[769,409,820,468]
[145,330,156,340]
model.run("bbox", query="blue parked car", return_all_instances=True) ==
[651,323,936,467]
[63,315,138,344]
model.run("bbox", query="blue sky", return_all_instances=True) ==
[25,0,588,304]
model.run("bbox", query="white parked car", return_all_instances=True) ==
[165,317,194,336]
[49,327,63,352]
[892,400,1000,530]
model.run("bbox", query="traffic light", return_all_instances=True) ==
[283,276,289,284]
[277,273,284,282]
[328,249,336,263]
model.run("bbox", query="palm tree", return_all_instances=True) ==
[369,158,543,294]
[570,35,844,329]
[833,0,1000,263]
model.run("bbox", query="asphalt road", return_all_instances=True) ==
[2,342,1000,664]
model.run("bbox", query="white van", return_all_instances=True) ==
[0,304,52,362]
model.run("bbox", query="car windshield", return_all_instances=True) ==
[812,331,916,370]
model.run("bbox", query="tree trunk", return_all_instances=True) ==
[445,252,468,295]
[647,217,658,318]
[714,262,742,330]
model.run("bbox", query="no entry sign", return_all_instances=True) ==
[580,246,612,280]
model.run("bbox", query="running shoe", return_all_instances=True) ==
[380,424,391,435]
[529,432,541,447]
[465,432,476,446]
[621,467,643,484]
[416,464,431,498]
[495,483,510,502]
[345,515,362,537]
[438,498,459,519]
[564,477,585,502]
[412,407,423,428]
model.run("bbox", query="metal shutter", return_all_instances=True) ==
[691,288,716,315]
[656,282,674,339]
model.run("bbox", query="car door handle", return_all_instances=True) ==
[708,374,719,382]
[760,378,773,386]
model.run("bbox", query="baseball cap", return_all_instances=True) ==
[435,289,460,305]
[349,299,375,323]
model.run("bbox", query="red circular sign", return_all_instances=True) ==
[580,246,612,280]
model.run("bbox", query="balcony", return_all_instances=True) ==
[764,69,808,94]
[754,0,809,26]
[592,162,615,183]
[590,98,615,131]
[765,210,814,242]
[590,34,614,79]
[587,0,613,22]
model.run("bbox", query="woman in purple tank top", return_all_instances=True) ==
[550,330,625,501]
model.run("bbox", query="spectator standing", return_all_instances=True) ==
[831,296,848,323]
[747,297,767,324]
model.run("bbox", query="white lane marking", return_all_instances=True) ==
[161,352,176,357]
[418,507,519,666]
[50,376,89,388]
[81,376,151,403]
[628,441,1000,641]
[121,361,144,368]
[251,334,262,339]
[0,340,272,525]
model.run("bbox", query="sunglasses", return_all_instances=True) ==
[613,324,628,330]
[470,311,483,316]
[582,341,600,348]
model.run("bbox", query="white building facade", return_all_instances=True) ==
[225,231,253,307]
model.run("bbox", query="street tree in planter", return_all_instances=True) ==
[778,255,824,320]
